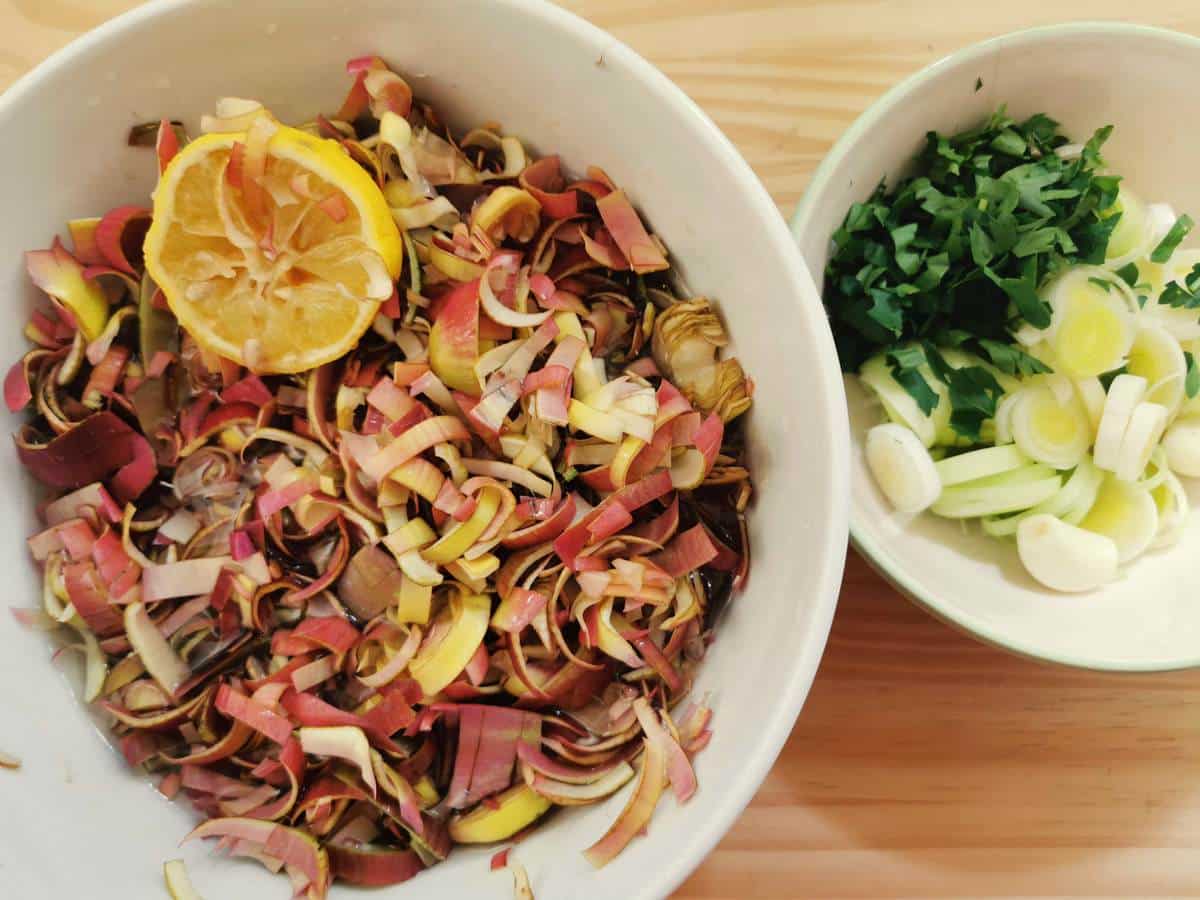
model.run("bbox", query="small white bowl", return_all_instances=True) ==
[792,22,1200,672]
[0,0,848,897]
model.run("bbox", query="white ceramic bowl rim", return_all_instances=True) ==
[1,0,850,895]
[792,21,1200,672]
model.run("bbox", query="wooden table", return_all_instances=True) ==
[8,1,1200,897]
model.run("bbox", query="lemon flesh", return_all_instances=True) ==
[144,126,402,374]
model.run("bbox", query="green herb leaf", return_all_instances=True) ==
[1160,263,1200,309]
[1099,365,1128,392]
[975,338,1052,376]
[1114,261,1140,287]
[885,347,940,416]
[1081,124,1113,171]
[985,264,1051,328]
[991,129,1027,157]
[890,222,922,276]
[1151,214,1194,263]
[923,344,1004,441]
[1186,351,1200,400]
[824,108,1128,431]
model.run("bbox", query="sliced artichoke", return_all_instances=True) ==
[651,298,751,422]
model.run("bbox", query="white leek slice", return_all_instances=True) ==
[1151,470,1190,550]
[1114,401,1169,482]
[1073,377,1106,436]
[1103,186,1152,268]
[1093,373,1148,471]
[864,423,941,514]
[1126,324,1186,419]
[1016,514,1119,593]
[972,463,1058,487]
[1101,199,1173,272]
[1180,337,1200,418]
[1078,474,1158,563]
[1045,267,1137,377]
[981,455,1104,537]
[1012,320,1046,348]
[1010,381,1091,469]
[993,392,1020,445]
[858,355,942,448]
[1144,250,1200,341]
[1146,203,1180,244]
[934,444,1028,488]
[940,347,1022,395]
[930,349,1018,447]
[930,469,1061,519]
[1162,417,1200,477]
[1052,456,1105,525]
[1138,446,1170,494]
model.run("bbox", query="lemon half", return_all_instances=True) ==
[144,124,402,373]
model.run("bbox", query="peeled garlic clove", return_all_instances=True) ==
[1017,513,1119,593]
[864,423,941,514]
[1162,418,1200,477]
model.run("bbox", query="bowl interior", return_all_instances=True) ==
[792,23,1200,671]
[0,1,847,896]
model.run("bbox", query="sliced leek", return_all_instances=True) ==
[1093,374,1147,472]
[934,444,1029,488]
[1126,324,1186,419]
[1145,249,1200,341]
[1103,186,1153,268]
[1044,267,1137,377]
[1150,470,1189,550]
[981,455,1104,537]
[930,468,1061,519]
[1073,377,1106,436]
[1009,381,1091,469]
[1138,446,1171,494]
[858,354,942,448]
[1114,402,1169,482]
[1078,474,1158,564]
[992,392,1020,445]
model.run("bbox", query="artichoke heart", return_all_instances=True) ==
[651,298,751,422]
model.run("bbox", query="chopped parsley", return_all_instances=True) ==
[1151,213,1194,263]
[1186,351,1200,400]
[1160,263,1200,309]
[1114,261,1140,287]
[824,107,1120,441]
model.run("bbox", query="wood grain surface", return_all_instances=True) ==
[8,2,1200,898]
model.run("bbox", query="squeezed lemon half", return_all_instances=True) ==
[144,123,403,373]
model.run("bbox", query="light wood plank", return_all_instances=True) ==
[7,2,1200,897]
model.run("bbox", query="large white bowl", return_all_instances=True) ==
[0,1,848,897]
[791,23,1200,671]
